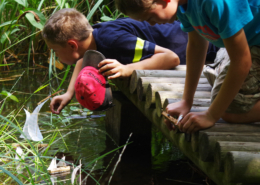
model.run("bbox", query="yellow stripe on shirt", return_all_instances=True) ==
[133,38,145,63]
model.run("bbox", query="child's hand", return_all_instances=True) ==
[177,111,216,134]
[164,100,191,131]
[50,93,72,114]
[98,59,133,79]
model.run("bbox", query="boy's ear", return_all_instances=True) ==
[162,0,170,2]
[67,39,78,50]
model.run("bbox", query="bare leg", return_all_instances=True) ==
[222,100,260,123]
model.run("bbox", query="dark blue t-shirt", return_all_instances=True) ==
[92,18,218,64]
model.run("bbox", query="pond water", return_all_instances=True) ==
[0,65,215,185]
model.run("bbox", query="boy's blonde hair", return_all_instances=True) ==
[115,0,154,15]
[42,8,93,46]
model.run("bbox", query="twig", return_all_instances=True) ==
[37,89,64,105]
[162,111,179,130]
[108,133,132,185]
[82,160,98,184]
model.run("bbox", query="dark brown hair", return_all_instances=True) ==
[115,0,154,15]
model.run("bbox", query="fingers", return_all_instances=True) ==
[108,72,121,79]
[101,68,119,77]
[56,104,64,114]
[98,59,118,67]
[98,60,121,73]
[50,97,62,114]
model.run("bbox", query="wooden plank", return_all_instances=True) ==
[199,132,260,162]
[48,166,71,175]
[191,123,260,153]
[225,151,260,183]
[129,66,204,93]
[137,77,209,101]
[214,141,260,172]
[111,77,239,185]
[145,83,211,109]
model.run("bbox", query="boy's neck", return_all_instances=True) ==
[78,32,97,57]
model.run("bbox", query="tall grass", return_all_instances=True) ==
[0,0,128,184]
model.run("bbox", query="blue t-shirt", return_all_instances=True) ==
[92,18,218,64]
[177,0,260,47]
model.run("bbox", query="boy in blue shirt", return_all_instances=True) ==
[42,8,218,114]
[115,0,260,133]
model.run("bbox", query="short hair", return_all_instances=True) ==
[115,0,154,15]
[42,8,93,46]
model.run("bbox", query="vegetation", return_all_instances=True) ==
[0,0,127,184]
[0,1,185,184]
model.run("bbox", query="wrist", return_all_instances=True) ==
[65,91,74,99]
[207,107,222,122]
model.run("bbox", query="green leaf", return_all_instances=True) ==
[0,166,23,185]
[70,106,78,111]
[0,20,17,29]
[62,113,69,117]
[23,8,46,30]
[0,91,9,97]
[8,94,19,102]
[14,0,28,7]
[55,65,71,92]
[0,63,15,67]
[87,0,104,20]
[83,108,90,112]
[0,91,19,102]
[100,15,114,22]
[34,84,49,93]
[55,0,65,9]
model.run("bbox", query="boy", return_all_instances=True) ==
[42,8,218,114]
[115,0,260,133]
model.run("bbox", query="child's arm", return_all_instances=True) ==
[50,59,83,114]
[98,45,180,79]
[164,30,209,130]
[178,29,251,133]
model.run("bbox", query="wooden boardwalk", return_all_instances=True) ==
[109,65,260,185]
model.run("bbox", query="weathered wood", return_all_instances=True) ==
[137,77,209,101]
[214,141,260,172]
[48,166,71,175]
[191,123,260,153]
[145,83,212,109]
[199,132,260,162]
[129,67,205,93]
[105,91,152,154]
[112,77,236,185]
[151,90,211,112]
[225,151,260,183]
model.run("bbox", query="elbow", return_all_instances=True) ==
[169,52,180,68]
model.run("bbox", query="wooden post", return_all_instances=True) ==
[129,67,205,93]
[152,91,211,114]
[225,151,260,183]
[105,91,152,155]
[214,141,260,172]
[136,77,209,101]
[199,132,260,162]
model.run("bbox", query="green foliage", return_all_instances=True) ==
[0,1,128,183]
[0,91,19,102]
